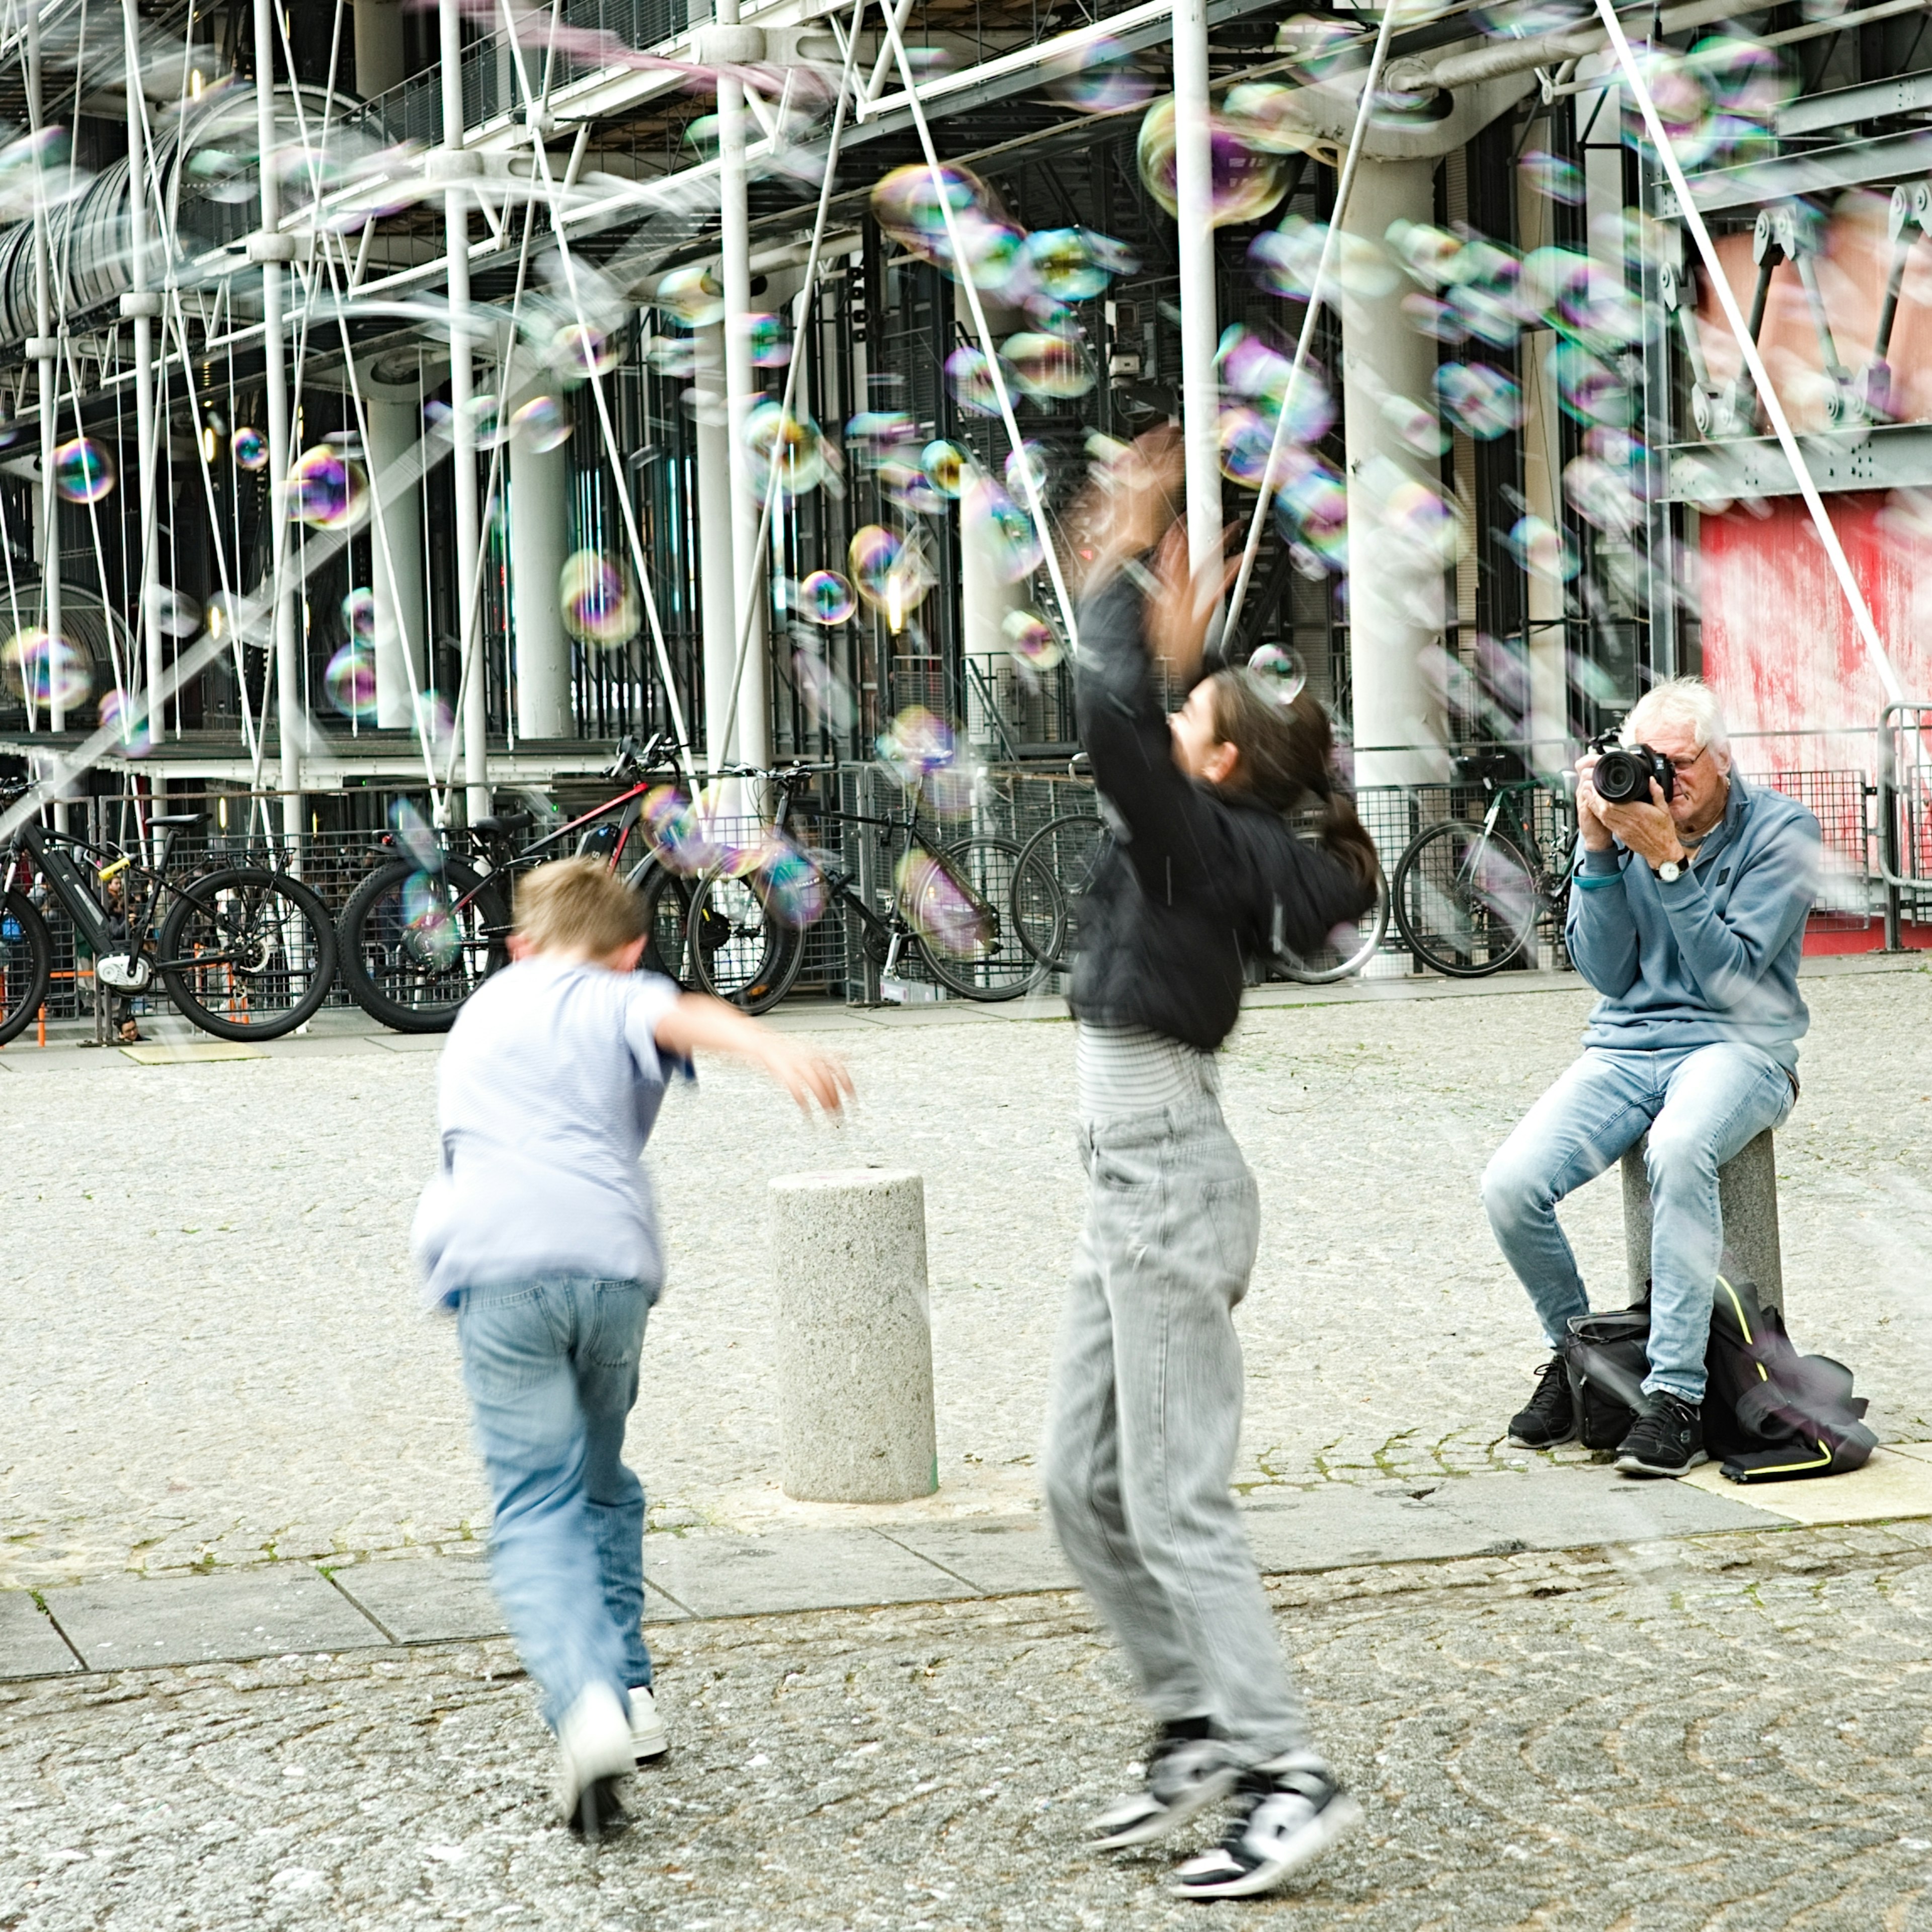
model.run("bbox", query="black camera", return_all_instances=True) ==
[1589,733,1674,807]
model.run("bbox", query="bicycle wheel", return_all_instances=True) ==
[1392,820,1539,978]
[336,856,508,1033]
[627,856,693,987]
[1276,860,1391,984]
[1011,813,1108,971]
[685,867,808,1014]
[0,888,52,1045]
[907,836,1043,1002]
[158,866,339,1039]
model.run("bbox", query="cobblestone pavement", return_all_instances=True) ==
[8,1522,1932,1930]
[4,965,1929,1587]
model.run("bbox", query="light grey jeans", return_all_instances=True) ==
[1043,1094,1316,1769]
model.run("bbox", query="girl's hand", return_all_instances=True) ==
[1144,520,1240,683]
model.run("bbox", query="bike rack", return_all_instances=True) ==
[1875,702,1932,949]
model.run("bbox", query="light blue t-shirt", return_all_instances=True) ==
[412,956,685,1307]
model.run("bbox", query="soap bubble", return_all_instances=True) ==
[877,704,957,781]
[325,641,377,720]
[658,264,725,327]
[1474,0,1589,32]
[646,332,698,379]
[1382,475,1463,566]
[464,393,511,450]
[1044,35,1155,111]
[289,444,370,530]
[144,586,203,638]
[1435,362,1522,439]
[231,426,268,470]
[1380,392,1449,457]
[1025,227,1134,301]
[745,313,790,367]
[799,569,856,625]
[1274,454,1349,571]
[964,481,1042,583]
[1003,606,1064,672]
[1245,642,1307,705]
[1551,340,1635,427]
[400,872,461,969]
[896,848,993,958]
[846,410,916,467]
[511,394,572,452]
[52,437,115,503]
[945,344,1009,416]
[641,785,723,876]
[1508,514,1579,581]
[881,460,943,517]
[1520,148,1586,205]
[411,690,457,759]
[1004,442,1050,504]
[342,587,377,639]
[1275,13,1370,86]
[1565,453,1644,536]
[1387,219,1465,288]
[3,628,88,707]
[791,645,858,730]
[849,526,934,622]
[743,401,825,496]
[1006,331,1094,399]
[98,688,153,756]
[1218,407,1296,490]
[389,798,443,873]
[1137,97,1290,227]
[559,549,639,646]
[872,163,981,257]
[753,836,828,929]
[548,321,618,381]
[922,439,971,498]
[1249,215,1399,301]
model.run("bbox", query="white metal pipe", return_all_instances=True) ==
[27,2,58,735]
[1171,0,1221,586]
[123,0,162,742]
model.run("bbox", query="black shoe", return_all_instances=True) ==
[1507,1355,1576,1449]
[1171,1765,1363,1898]
[1087,1718,1238,1850]
[1615,1393,1706,1477]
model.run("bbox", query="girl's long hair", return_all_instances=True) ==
[1203,669,1380,893]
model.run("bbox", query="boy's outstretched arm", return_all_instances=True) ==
[653,994,854,1116]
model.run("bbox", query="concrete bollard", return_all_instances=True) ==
[1621,1128,1784,1312]
[769,1168,938,1503]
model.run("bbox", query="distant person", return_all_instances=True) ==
[1483,679,1819,1476]
[1043,428,1379,1899]
[413,858,850,1837]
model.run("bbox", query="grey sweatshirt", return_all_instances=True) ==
[1564,769,1820,1069]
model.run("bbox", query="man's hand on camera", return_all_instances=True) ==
[1574,750,1614,851]
[1596,778,1687,870]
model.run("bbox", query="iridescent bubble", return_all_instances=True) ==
[1551,340,1634,427]
[1273,454,1348,572]
[1508,514,1578,581]
[1381,474,1462,566]
[1218,406,1296,490]
[895,848,992,958]
[1223,81,1323,157]
[559,550,638,647]
[289,444,370,530]
[953,215,1030,299]
[849,526,934,624]
[646,333,698,379]
[1387,219,1464,288]
[922,439,971,498]
[1249,216,1400,301]
[641,784,718,876]
[659,264,725,327]
[1380,393,1448,457]
[1044,35,1155,111]
[511,394,572,452]
[872,163,982,258]
[1002,606,1064,672]
[792,645,857,730]
[412,690,456,759]
[401,872,461,969]
[2,627,87,707]
[342,587,377,639]
[52,437,115,504]
[1565,453,1643,536]
[388,798,443,873]
[1435,362,1522,440]
[1006,332,1094,399]
[1245,642,1308,705]
[549,321,619,382]
[1025,227,1130,301]
[964,481,1042,584]
[759,836,829,929]
[881,460,943,517]
[1520,148,1586,205]
[325,641,377,720]
[744,401,825,497]
[98,688,153,756]
[1275,12,1369,86]
[877,705,957,780]
[1004,442,1050,504]
[232,426,268,470]
[1474,0,1589,34]
[745,313,790,368]
[1137,97,1290,226]
[683,114,721,157]
[945,344,1009,417]
[799,569,856,625]
[846,410,916,467]
[144,586,202,638]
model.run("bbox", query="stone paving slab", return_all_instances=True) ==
[0,1593,77,1678]
[330,1553,693,1642]
[876,1516,1081,1594]
[43,1568,386,1670]
[119,1039,267,1065]
[641,1527,980,1618]
[1680,1443,1932,1525]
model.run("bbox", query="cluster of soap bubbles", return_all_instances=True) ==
[388,800,462,971]
[877,703,980,817]
[326,587,381,722]
[638,783,829,928]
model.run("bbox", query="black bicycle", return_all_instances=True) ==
[675,764,1045,1013]
[0,784,337,1043]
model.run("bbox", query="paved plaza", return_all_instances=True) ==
[3,958,1931,1927]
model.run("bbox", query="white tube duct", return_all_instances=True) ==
[123,0,162,742]
[1171,0,1222,587]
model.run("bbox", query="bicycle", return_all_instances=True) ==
[1390,751,1577,978]
[334,733,687,1033]
[1009,801,1391,985]
[0,783,338,1044]
[678,763,1046,1012]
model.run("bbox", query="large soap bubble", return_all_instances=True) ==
[559,550,639,646]
[53,438,115,504]
[289,444,370,530]
[3,627,89,708]
[1137,97,1290,227]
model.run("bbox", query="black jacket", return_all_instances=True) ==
[1067,569,1375,1053]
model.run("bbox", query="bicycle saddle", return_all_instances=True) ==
[147,812,205,826]
[473,812,533,836]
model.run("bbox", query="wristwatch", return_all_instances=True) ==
[1656,859,1682,883]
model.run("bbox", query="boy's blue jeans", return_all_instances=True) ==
[1482,1042,1795,1404]
[455,1274,656,1730]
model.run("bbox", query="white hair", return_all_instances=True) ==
[1623,677,1730,766]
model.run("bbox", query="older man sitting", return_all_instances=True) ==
[1481,678,1820,1477]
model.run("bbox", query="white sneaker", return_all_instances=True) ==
[629,1683,669,1763]
[1088,1723,1239,1850]
[1172,1766,1362,1898]
[554,1683,634,1838]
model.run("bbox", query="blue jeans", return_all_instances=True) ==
[1482,1043,1795,1404]
[455,1275,656,1729]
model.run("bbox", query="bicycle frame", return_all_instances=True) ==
[6,818,185,965]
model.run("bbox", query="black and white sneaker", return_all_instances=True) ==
[1087,1719,1239,1850]
[1615,1393,1706,1478]
[1172,1765,1362,1899]
[1507,1355,1577,1450]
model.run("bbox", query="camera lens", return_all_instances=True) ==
[1592,747,1644,804]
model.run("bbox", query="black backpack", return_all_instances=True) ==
[1562,1267,1876,1482]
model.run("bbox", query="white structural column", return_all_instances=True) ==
[1340,157,1446,789]
[123,0,163,738]
[255,0,302,844]
[708,3,770,777]
[26,3,59,734]
[692,325,739,768]
[1171,0,1222,585]
[1515,158,1569,776]
[506,376,572,739]
[353,0,407,97]
[360,380,429,728]
[440,0,490,822]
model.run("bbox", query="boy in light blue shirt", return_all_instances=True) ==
[415,857,850,1837]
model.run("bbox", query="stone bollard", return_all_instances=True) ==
[1621,1128,1784,1311]
[769,1169,938,1503]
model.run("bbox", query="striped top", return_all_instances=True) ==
[1076,1020,1218,1123]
